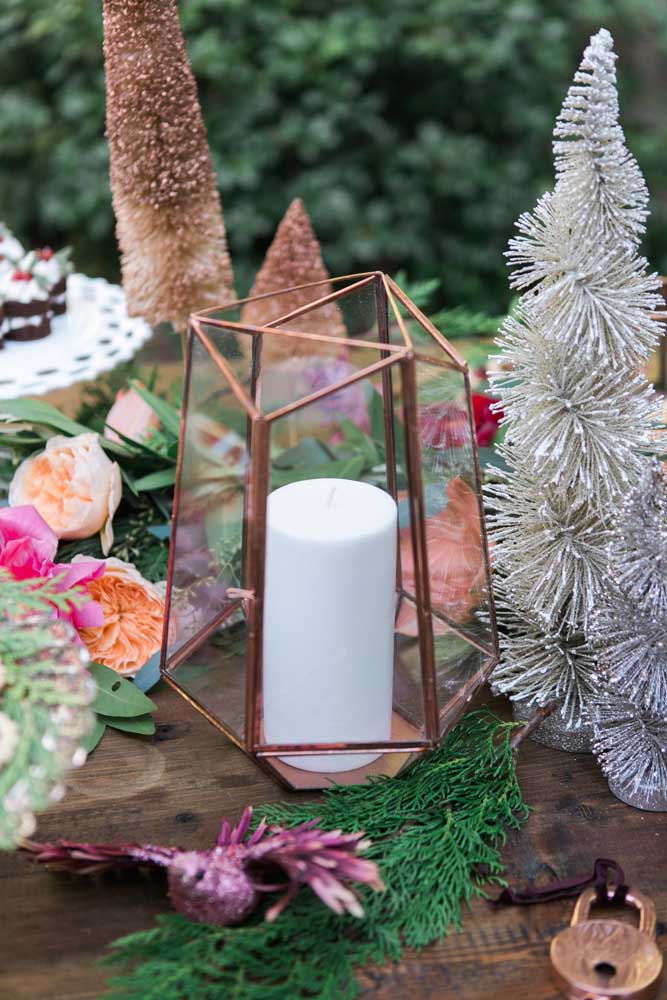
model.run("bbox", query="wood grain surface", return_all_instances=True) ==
[3,686,666,1000]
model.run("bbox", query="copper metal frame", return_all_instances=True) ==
[161,272,499,789]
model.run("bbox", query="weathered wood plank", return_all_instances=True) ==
[3,684,666,999]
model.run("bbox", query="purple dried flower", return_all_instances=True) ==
[23,807,383,926]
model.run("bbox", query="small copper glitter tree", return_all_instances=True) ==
[241,199,346,363]
[161,273,498,790]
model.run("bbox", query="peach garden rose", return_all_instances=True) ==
[72,556,165,677]
[9,433,122,555]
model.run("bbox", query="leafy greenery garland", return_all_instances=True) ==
[0,377,175,750]
[0,375,178,585]
[105,711,527,1000]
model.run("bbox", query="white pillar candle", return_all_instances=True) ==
[262,478,397,772]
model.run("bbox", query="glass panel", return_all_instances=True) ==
[199,322,390,420]
[432,627,492,738]
[165,279,497,771]
[203,274,376,331]
[163,334,250,742]
[267,275,381,344]
[196,312,257,406]
[255,359,427,775]
[412,358,494,653]
[386,279,464,361]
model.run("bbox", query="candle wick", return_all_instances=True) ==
[326,485,337,508]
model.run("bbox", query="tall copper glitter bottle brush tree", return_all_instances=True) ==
[103,0,236,339]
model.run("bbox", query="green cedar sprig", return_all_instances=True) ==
[105,711,527,1000]
[0,572,96,850]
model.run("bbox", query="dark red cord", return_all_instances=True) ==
[490,858,627,908]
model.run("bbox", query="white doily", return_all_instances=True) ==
[0,273,152,399]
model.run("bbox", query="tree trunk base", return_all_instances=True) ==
[511,700,593,753]
[607,774,667,812]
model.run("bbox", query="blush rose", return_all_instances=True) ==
[104,386,161,445]
[9,433,122,555]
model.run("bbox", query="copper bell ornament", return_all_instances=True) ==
[551,885,663,999]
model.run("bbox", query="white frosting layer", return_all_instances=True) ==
[0,226,24,268]
[3,313,48,330]
[0,272,49,304]
[33,256,63,286]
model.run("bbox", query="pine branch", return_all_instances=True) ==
[104,711,527,999]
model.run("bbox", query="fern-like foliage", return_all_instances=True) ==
[393,270,504,339]
[105,711,526,1000]
[0,572,96,849]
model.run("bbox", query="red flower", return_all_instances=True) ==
[419,393,503,450]
[419,403,469,450]
[472,393,503,447]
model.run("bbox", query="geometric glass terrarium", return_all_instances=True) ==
[161,272,498,789]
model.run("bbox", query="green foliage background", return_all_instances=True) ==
[1,0,665,310]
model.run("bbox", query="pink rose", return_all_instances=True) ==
[104,386,161,445]
[0,504,58,580]
[0,505,105,630]
[51,557,106,631]
[9,433,122,555]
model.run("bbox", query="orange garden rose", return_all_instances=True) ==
[396,477,486,636]
[73,556,165,676]
[9,433,121,555]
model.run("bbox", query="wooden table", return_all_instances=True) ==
[3,685,667,1000]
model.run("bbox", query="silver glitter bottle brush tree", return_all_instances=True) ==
[486,28,662,751]
[589,461,667,810]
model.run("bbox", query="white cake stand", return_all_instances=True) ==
[0,273,153,399]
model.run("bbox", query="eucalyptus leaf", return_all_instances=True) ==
[134,467,178,492]
[339,418,379,465]
[365,382,385,448]
[147,524,172,541]
[397,481,447,528]
[133,652,162,693]
[98,713,156,736]
[0,398,91,437]
[479,447,509,474]
[80,719,106,754]
[271,455,365,488]
[273,437,334,470]
[90,663,157,718]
